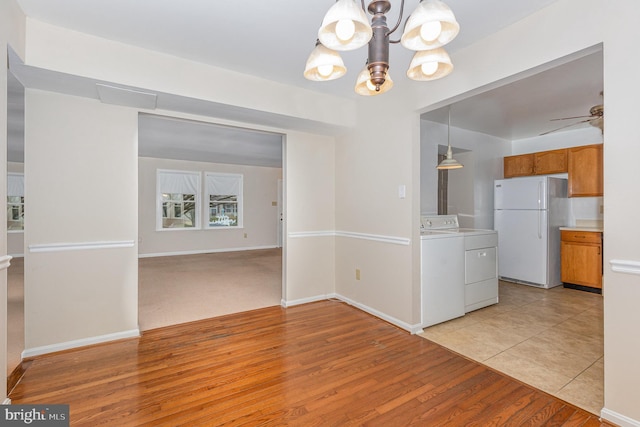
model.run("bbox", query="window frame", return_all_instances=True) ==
[204,172,243,230]
[7,172,25,233]
[156,169,201,231]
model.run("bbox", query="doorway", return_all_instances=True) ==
[136,114,285,330]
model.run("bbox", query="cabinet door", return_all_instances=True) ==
[535,149,568,175]
[568,144,603,197]
[504,154,535,178]
[561,241,602,288]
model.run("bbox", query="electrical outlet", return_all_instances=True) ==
[244,233,247,238]
[355,269,361,280]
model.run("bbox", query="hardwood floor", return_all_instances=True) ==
[10,301,611,426]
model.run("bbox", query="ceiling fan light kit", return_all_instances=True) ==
[305,0,459,96]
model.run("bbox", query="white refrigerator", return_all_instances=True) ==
[494,176,569,288]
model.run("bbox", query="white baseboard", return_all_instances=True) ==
[281,294,335,307]
[22,329,140,359]
[282,293,421,334]
[334,293,422,334]
[601,408,640,427]
[139,245,278,258]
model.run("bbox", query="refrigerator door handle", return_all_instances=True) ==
[538,210,542,239]
[538,181,542,208]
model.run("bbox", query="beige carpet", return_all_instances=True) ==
[138,248,283,331]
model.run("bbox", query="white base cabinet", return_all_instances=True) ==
[464,233,499,312]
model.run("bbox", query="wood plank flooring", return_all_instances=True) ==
[10,301,612,426]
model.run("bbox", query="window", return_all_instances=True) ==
[157,170,200,230]
[7,173,24,231]
[205,172,243,228]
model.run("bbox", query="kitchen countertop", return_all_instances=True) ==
[560,219,604,233]
[560,226,603,233]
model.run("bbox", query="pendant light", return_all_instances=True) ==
[437,108,463,170]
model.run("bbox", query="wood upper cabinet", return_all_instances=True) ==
[568,144,603,197]
[504,153,534,178]
[534,148,568,175]
[504,149,568,178]
[561,230,603,289]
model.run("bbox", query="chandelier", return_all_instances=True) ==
[304,0,460,96]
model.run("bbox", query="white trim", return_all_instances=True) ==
[0,255,12,271]
[288,230,410,246]
[601,408,640,427]
[2,398,11,405]
[22,329,140,359]
[29,240,135,253]
[281,294,334,308]
[334,293,422,333]
[138,245,278,258]
[610,259,640,275]
[336,231,411,246]
[281,293,421,334]
[288,231,335,238]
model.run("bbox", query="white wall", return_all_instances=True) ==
[421,121,510,229]
[334,100,419,328]
[138,157,282,257]
[24,89,139,352]
[1,0,25,401]
[602,1,640,424]
[284,131,336,304]
[23,19,355,131]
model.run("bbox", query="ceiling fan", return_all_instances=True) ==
[541,96,604,136]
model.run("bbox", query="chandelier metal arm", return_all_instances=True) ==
[385,0,405,37]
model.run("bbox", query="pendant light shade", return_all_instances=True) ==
[437,145,463,170]
[354,65,393,96]
[318,0,373,52]
[401,0,460,51]
[437,108,463,170]
[304,42,347,81]
[406,48,453,81]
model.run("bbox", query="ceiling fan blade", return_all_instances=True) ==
[549,115,593,121]
[540,118,592,136]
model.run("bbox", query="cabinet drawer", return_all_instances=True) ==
[465,247,497,284]
[561,230,602,244]
[465,278,498,312]
[465,233,498,250]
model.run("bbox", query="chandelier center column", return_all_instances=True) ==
[367,1,391,91]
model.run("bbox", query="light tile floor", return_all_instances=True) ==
[419,280,604,415]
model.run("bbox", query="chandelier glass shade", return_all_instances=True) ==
[400,0,460,50]
[406,47,453,81]
[305,0,459,96]
[355,65,394,95]
[318,0,373,51]
[303,41,348,81]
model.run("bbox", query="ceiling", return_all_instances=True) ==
[8,0,603,164]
